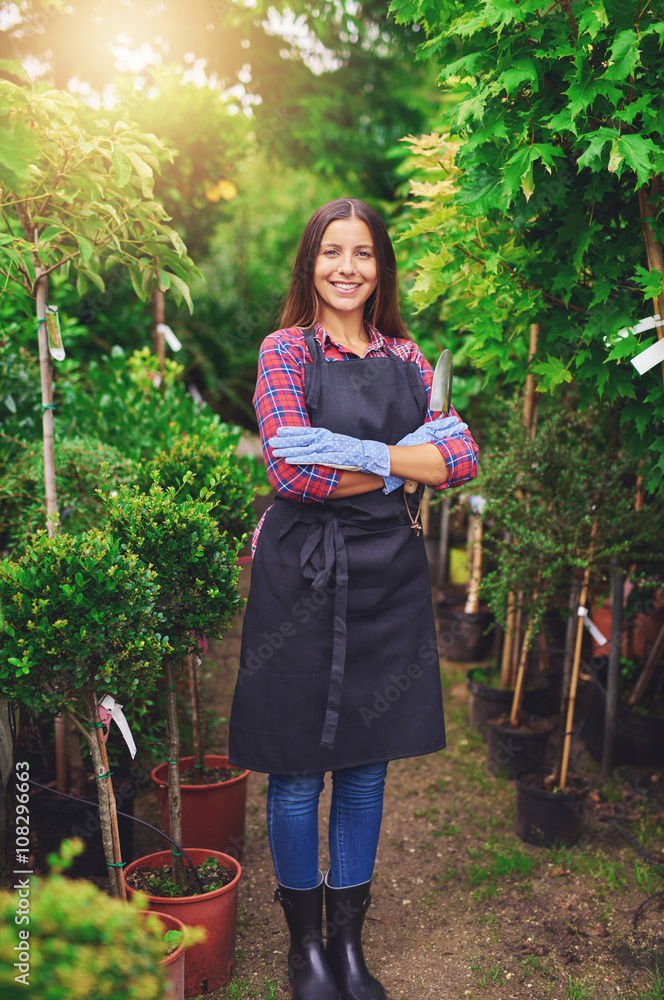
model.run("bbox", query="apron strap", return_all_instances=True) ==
[277,505,349,750]
[301,326,324,410]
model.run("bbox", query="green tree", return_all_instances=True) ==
[0,69,199,529]
[390,0,664,493]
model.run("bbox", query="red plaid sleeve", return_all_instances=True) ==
[253,330,342,502]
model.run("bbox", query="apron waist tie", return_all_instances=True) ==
[277,507,349,749]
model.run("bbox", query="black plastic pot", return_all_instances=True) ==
[514,770,588,847]
[580,664,664,766]
[486,714,555,779]
[31,773,136,877]
[467,671,556,736]
[437,603,495,661]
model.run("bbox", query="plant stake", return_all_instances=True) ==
[559,520,598,790]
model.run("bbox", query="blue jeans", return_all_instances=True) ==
[267,762,388,890]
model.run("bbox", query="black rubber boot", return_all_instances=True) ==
[324,875,386,1000]
[275,874,341,1000]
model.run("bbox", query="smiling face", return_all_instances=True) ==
[313,217,379,329]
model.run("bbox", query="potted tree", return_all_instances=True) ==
[104,478,245,994]
[0,528,167,895]
[136,431,256,858]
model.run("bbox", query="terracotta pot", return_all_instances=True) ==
[140,910,187,1000]
[124,849,241,996]
[151,755,250,859]
[514,770,588,847]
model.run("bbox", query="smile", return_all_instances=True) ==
[331,282,360,291]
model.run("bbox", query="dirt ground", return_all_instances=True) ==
[129,562,664,1000]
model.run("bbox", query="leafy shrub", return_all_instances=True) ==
[0,529,167,716]
[0,840,169,999]
[103,480,242,657]
[0,436,138,555]
[137,430,255,543]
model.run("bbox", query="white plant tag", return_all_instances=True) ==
[631,337,664,375]
[46,306,65,361]
[577,606,608,646]
[99,694,137,758]
[156,322,182,352]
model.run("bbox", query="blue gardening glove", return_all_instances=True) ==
[382,415,469,493]
[269,426,391,477]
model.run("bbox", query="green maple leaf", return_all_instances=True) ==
[603,29,641,81]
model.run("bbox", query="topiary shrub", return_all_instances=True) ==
[0,839,171,999]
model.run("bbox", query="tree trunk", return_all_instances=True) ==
[189,653,204,783]
[601,562,623,779]
[464,513,483,615]
[165,658,187,888]
[152,286,166,378]
[510,610,537,727]
[84,695,125,899]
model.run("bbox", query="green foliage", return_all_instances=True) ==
[0,435,138,554]
[390,0,664,494]
[103,480,242,657]
[0,840,169,999]
[0,71,198,310]
[56,346,243,463]
[138,431,256,544]
[0,529,167,716]
[475,399,664,633]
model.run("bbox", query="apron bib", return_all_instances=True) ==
[229,328,446,774]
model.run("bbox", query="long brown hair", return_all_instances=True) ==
[279,198,411,340]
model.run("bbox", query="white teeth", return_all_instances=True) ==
[333,283,359,289]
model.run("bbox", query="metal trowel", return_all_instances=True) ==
[404,349,454,494]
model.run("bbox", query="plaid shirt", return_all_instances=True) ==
[252,322,478,549]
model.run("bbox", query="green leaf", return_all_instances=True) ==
[111,146,132,187]
[603,29,641,81]
[39,224,65,243]
[578,3,608,40]
[167,272,194,313]
[126,150,154,198]
[532,355,573,390]
[76,234,94,264]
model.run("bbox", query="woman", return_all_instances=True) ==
[229,198,478,1000]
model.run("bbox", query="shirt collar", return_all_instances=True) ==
[314,320,386,356]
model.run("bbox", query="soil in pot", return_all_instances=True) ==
[126,856,236,898]
[486,713,556,779]
[514,769,588,847]
[178,764,245,785]
[124,848,242,997]
[152,754,250,859]
[467,666,556,736]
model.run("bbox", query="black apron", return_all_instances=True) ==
[228,328,446,775]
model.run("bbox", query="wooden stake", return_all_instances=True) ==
[464,513,483,616]
[85,695,126,899]
[500,595,516,689]
[559,521,598,791]
[35,269,59,536]
[509,610,537,728]
[629,619,664,707]
[510,595,523,689]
